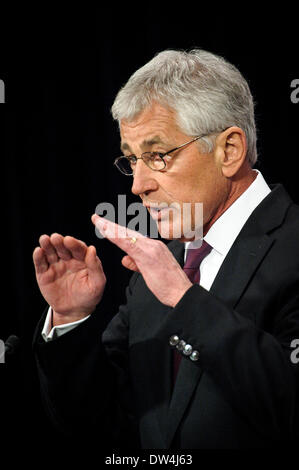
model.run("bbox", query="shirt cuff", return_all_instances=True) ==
[41,307,91,342]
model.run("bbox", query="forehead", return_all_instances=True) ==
[120,102,184,151]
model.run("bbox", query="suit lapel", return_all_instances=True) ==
[150,240,185,442]
[166,357,203,447]
[161,240,203,446]
[162,184,292,447]
[147,326,172,444]
[210,184,292,308]
[164,234,275,447]
[210,234,274,308]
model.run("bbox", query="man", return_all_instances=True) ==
[33,49,299,448]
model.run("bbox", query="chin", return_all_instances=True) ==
[156,219,198,241]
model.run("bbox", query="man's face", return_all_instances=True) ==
[120,102,229,241]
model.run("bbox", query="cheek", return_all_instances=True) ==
[176,172,213,203]
[179,159,215,200]
[157,166,205,202]
[157,156,224,206]
[187,168,226,222]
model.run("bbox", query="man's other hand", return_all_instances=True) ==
[33,234,106,326]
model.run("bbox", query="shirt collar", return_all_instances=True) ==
[185,170,271,256]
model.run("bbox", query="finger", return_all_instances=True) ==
[33,246,49,274]
[50,233,72,261]
[121,255,140,272]
[92,214,145,252]
[63,236,87,261]
[92,214,128,239]
[39,234,59,264]
[85,245,104,273]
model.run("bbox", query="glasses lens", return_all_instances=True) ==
[115,156,134,175]
[143,152,165,170]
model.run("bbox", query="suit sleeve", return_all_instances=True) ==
[33,272,141,448]
[157,283,299,443]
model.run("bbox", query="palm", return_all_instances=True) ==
[37,258,95,313]
[33,234,106,317]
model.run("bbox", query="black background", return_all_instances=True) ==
[1,3,298,454]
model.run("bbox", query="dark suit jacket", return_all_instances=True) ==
[33,184,299,448]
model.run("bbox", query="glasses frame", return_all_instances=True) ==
[113,131,224,176]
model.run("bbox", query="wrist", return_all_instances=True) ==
[170,281,193,308]
[52,310,93,327]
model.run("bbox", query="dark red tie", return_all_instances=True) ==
[173,240,213,382]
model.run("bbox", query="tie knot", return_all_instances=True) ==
[184,240,212,270]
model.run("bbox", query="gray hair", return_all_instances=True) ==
[111,49,257,166]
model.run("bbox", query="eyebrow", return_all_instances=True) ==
[120,135,169,154]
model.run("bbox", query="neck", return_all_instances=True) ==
[203,167,257,236]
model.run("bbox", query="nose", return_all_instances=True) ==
[131,159,159,197]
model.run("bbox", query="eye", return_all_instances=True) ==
[128,155,137,165]
[148,152,163,162]
[163,153,173,162]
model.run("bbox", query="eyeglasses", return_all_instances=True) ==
[113,131,220,176]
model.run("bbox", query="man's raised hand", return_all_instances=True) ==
[92,215,192,308]
[33,233,106,326]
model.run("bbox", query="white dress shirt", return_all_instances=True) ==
[42,170,271,342]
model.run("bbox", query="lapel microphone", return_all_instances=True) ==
[0,335,20,363]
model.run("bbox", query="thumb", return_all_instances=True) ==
[121,255,140,272]
[85,245,104,273]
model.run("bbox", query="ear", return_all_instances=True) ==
[214,127,248,178]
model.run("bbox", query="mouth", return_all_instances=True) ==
[145,204,171,221]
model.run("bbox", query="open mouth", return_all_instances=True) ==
[148,205,170,221]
